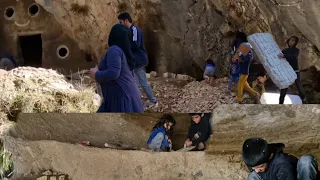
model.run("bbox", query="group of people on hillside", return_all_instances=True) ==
[207,32,306,104]
[147,113,212,152]
[89,12,158,113]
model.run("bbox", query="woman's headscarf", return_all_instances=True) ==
[108,24,135,70]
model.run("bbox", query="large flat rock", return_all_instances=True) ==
[4,137,248,180]
[6,113,193,149]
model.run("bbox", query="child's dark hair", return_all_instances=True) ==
[152,114,176,131]
[242,138,271,167]
[257,72,266,78]
[189,113,203,116]
[206,59,215,66]
[236,32,248,42]
[118,12,133,23]
[286,36,299,47]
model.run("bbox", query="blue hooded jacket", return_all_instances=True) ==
[147,127,170,148]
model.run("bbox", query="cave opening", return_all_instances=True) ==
[18,34,43,67]
[144,26,159,73]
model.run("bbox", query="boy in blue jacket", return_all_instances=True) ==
[147,114,176,152]
[242,138,319,180]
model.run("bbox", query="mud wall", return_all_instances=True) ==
[32,0,320,79]
[0,0,95,74]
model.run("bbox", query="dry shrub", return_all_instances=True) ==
[70,3,90,15]
[0,67,99,121]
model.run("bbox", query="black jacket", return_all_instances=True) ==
[187,113,212,146]
[250,143,298,180]
[282,47,299,71]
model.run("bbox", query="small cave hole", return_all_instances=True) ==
[28,3,40,17]
[57,45,69,59]
[4,7,15,20]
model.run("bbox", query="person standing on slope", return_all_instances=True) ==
[118,12,158,107]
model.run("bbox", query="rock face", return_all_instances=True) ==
[32,0,320,80]
[208,105,320,162]
[2,113,248,180]
[5,113,193,149]
[4,138,248,180]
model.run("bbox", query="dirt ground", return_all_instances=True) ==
[143,77,246,113]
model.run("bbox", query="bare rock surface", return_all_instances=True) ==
[3,137,248,180]
[34,0,320,77]
[208,104,320,161]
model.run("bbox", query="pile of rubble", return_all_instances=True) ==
[143,76,241,112]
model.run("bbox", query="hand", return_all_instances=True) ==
[185,139,192,147]
[198,142,205,150]
[278,53,284,58]
[194,133,200,139]
[89,66,99,79]
[167,138,172,144]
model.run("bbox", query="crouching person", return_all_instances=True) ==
[242,138,319,180]
[147,114,176,152]
[184,113,212,151]
[0,55,17,70]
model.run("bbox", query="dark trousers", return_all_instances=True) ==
[279,72,306,104]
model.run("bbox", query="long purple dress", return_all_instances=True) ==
[95,45,143,112]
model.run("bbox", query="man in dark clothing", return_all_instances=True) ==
[242,138,319,180]
[278,36,306,104]
[184,113,212,151]
[118,13,158,107]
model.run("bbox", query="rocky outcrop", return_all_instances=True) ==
[208,104,320,162]
[1,113,250,180]
[4,137,248,180]
[33,0,320,79]
[5,113,192,149]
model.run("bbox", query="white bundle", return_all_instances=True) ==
[248,33,297,89]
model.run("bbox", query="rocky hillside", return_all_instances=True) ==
[34,0,320,80]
